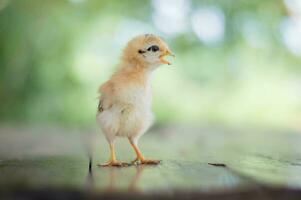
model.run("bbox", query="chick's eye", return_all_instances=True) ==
[147,45,160,52]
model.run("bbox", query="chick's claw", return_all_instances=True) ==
[130,157,161,165]
[130,157,139,165]
[98,161,130,167]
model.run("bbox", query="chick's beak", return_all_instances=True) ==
[159,49,175,65]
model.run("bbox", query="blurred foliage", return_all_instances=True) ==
[0,0,301,130]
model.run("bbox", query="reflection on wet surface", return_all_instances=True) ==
[93,165,146,192]
[85,157,146,192]
[87,160,252,192]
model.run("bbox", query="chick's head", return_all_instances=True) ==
[122,34,174,68]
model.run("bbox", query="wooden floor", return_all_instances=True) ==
[0,124,301,199]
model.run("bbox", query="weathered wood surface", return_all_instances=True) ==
[0,125,301,199]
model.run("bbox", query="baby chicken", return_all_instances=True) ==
[97,34,174,167]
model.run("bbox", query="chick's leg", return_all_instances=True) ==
[128,138,161,165]
[98,142,128,167]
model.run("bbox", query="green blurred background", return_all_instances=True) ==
[0,0,301,130]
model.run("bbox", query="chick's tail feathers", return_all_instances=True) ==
[97,100,103,112]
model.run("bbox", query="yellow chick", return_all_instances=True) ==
[97,34,174,167]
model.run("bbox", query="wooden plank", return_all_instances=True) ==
[0,157,254,192]
[1,125,301,196]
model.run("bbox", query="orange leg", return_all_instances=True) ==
[98,142,129,167]
[128,138,161,165]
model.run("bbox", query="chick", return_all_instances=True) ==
[97,34,174,167]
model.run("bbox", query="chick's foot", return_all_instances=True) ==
[131,158,161,165]
[98,161,130,167]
